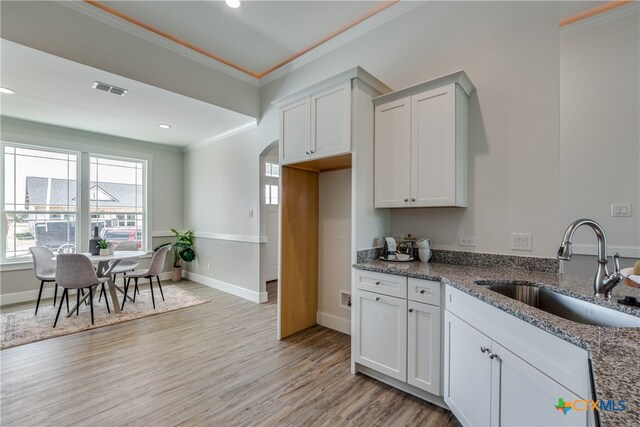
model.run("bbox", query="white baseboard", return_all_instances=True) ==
[1,271,176,306]
[183,271,267,303]
[317,311,351,335]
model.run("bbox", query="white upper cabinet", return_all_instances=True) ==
[280,97,311,164]
[374,97,411,207]
[311,82,351,159]
[374,71,474,208]
[274,68,391,166]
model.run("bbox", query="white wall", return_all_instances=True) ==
[559,8,640,266]
[318,169,352,334]
[183,1,564,303]
[0,117,184,302]
[182,126,266,302]
[261,1,561,258]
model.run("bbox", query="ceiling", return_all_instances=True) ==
[0,39,256,147]
[0,1,620,148]
[91,0,394,78]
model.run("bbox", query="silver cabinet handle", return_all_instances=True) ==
[404,198,409,202]
[480,346,489,353]
[305,151,311,155]
[408,308,414,313]
[310,150,315,154]
[375,297,380,302]
[489,352,500,360]
[419,289,425,294]
[411,198,416,202]
[375,281,380,285]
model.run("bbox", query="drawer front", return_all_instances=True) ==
[408,278,441,306]
[354,270,407,299]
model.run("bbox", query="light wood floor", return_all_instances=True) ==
[1,280,459,426]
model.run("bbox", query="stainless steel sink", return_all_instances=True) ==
[474,281,640,328]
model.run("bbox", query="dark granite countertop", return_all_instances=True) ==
[353,260,640,426]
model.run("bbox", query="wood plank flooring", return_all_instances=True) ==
[1,280,459,426]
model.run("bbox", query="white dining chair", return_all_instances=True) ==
[53,254,111,327]
[29,246,68,315]
[122,245,170,310]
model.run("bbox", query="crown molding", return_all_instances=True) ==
[57,0,261,86]
[185,121,258,152]
[560,1,639,38]
[258,1,422,86]
[58,0,418,88]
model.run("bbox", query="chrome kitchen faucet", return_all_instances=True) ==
[558,219,623,299]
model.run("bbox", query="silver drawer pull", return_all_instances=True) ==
[480,346,489,353]
[375,297,381,302]
[408,308,414,313]
[419,289,426,294]
[489,352,500,361]
[374,281,380,285]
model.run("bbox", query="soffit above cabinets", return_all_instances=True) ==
[0,39,256,148]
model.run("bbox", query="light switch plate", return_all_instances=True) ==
[611,203,632,217]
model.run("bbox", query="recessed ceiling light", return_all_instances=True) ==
[225,0,241,8]
[158,124,172,129]
[0,87,16,95]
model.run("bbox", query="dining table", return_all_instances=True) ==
[61,250,147,317]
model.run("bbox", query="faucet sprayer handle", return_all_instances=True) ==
[612,253,621,274]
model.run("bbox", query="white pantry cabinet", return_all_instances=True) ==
[374,71,474,208]
[353,270,443,400]
[444,286,591,427]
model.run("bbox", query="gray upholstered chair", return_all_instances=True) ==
[99,240,140,302]
[122,245,170,310]
[29,246,65,315]
[53,254,111,327]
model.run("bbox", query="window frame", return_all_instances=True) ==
[0,141,149,263]
[88,153,148,252]
[1,141,81,262]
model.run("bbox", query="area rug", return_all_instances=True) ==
[1,285,209,350]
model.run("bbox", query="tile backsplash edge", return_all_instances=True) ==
[356,247,559,273]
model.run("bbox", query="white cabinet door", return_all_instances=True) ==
[374,97,411,207]
[494,342,588,427]
[353,289,407,381]
[444,311,492,427]
[311,82,351,159]
[407,301,441,396]
[280,98,310,165]
[411,84,457,207]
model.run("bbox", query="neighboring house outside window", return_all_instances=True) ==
[3,145,78,259]
[1,143,148,260]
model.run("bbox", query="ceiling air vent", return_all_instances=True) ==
[92,81,128,96]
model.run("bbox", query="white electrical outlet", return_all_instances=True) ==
[511,233,532,251]
[459,235,476,246]
[248,209,254,219]
[611,203,632,217]
[337,230,344,241]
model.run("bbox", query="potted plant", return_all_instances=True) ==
[156,229,196,282]
[97,239,110,256]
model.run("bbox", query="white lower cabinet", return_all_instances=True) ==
[444,286,591,427]
[444,312,493,426]
[353,288,407,380]
[353,270,442,398]
[407,300,441,395]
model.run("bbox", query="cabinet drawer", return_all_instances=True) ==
[354,270,407,299]
[408,278,440,306]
